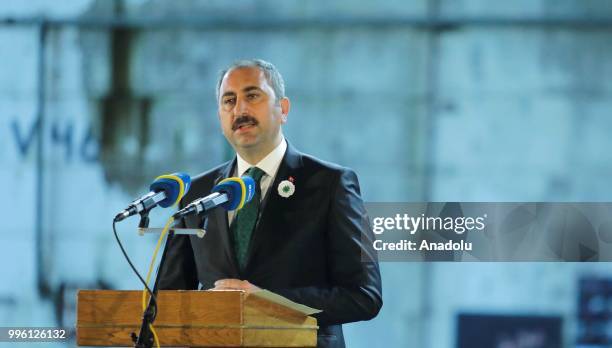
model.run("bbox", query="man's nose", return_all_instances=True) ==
[234,97,249,116]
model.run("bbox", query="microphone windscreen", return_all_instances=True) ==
[150,172,191,208]
[212,176,256,211]
[241,175,256,203]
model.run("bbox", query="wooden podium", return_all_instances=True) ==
[76,290,318,347]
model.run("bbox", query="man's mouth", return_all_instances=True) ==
[232,118,258,131]
[236,122,255,130]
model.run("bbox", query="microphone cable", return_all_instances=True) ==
[140,216,175,348]
[113,217,167,348]
[112,219,156,301]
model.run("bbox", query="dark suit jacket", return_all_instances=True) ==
[159,143,383,348]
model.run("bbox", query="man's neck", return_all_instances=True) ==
[237,136,283,165]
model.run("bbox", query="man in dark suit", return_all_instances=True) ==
[159,59,382,348]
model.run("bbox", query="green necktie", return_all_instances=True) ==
[231,166,266,271]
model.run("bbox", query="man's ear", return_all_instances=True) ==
[280,97,290,123]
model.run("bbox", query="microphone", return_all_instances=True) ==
[173,175,256,220]
[114,173,191,222]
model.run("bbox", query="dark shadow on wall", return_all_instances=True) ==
[94,0,153,194]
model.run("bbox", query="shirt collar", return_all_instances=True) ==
[236,136,287,178]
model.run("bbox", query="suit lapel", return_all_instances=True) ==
[208,158,239,275]
[244,143,302,273]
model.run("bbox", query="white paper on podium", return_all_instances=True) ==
[251,289,322,316]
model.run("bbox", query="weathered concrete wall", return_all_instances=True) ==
[427,1,612,347]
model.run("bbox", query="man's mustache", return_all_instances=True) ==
[232,115,258,131]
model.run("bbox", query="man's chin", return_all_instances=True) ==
[232,137,259,149]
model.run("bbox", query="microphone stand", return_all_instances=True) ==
[132,212,177,348]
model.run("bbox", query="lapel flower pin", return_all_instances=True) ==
[277,176,295,198]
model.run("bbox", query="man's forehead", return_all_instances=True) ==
[220,67,268,91]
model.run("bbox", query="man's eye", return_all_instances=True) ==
[223,98,235,104]
[247,93,259,100]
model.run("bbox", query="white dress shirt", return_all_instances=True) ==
[228,137,287,224]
